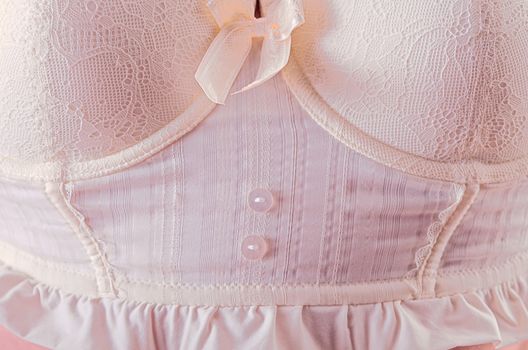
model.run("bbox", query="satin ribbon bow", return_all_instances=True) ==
[195,0,304,104]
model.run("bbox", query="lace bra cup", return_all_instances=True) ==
[0,0,278,182]
[0,0,218,181]
[284,0,528,183]
[1,0,528,184]
[1,2,528,348]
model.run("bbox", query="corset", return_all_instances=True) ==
[0,1,527,349]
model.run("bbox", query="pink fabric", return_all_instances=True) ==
[3,324,525,350]
[0,35,527,349]
[0,44,527,292]
[1,0,528,348]
[452,341,528,350]
[1,326,526,350]
[502,341,528,350]
[0,262,527,349]
[0,326,48,350]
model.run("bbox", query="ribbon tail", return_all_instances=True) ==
[231,36,292,95]
[195,24,253,104]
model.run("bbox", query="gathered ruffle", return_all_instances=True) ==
[0,263,526,350]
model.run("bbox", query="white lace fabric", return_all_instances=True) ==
[0,0,528,349]
[284,0,528,183]
[0,0,217,181]
[1,0,528,183]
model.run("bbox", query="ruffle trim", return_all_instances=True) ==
[0,263,527,350]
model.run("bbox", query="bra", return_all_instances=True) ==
[1,0,528,184]
[1,1,528,348]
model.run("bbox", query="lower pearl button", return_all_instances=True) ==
[241,235,269,260]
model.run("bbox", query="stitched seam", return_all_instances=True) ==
[43,181,117,297]
[413,271,528,306]
[2,234,524,300]
[280,54,528,184]
[99,275,528,307]
[418,182,480,297]
[2,245,523,288]
[403,183,464,287]
[409,184,466,295]
[1,249,525,307]
[120,270,528,307]
[124,275,527,296]
[2,263,525,308]
[119,276,414,288]
[0,95,216,183]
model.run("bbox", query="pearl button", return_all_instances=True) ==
[248,188,274,213]
[241,235,269,260]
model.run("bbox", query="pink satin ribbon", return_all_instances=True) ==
[195,0,304,104]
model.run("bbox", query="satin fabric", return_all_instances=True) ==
[0,39,528,349]
[1,1,528,348]
[194,0,304,104]
[2,328,527,350]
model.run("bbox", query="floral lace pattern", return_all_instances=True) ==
[290,0,528,165]
[0,0,215,166]
[1,0,528,184]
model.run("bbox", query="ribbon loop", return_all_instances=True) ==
[195,0,305,104]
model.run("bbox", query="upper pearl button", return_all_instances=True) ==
[248,188,274,213]
[241,235,269,260]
